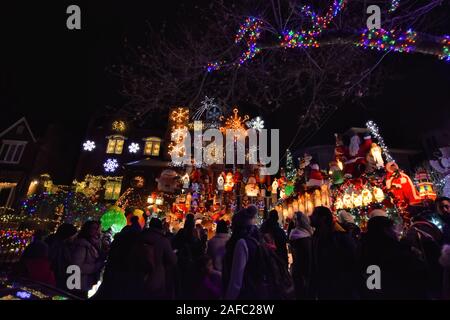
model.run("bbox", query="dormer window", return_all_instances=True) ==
[0,140,27,164]
[106,135,125,154]
[143,137,161,156]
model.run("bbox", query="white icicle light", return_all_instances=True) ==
[366,120,394,163]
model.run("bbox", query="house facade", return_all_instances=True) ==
[0,117,39,213]
[73,117,169,204]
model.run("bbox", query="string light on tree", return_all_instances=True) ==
[366,120,394,163]
[358,28,417,53]
[389,0,400,13]
[439,36,450,62]
[83,140,96,151]
[281,0,346,49]
[128,142,140,154]
[235,17,263,65]
[104,158,119,173]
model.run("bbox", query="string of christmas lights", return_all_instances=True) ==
[281,0,346,49]
[235,17,263,65]
[439,36,450,62]
[358,28,417,53]
[389,0,400,13]
[366,120,394,163]
[206,2,449,71]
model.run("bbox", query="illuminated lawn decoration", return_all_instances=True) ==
[100,205,127,234]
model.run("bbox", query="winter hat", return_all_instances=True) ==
[149,217,163,230]
[368,208,388,219]
[338,210,355,224]
[367,216,393,235]
[234,206,258,227]
[55,223,78,240]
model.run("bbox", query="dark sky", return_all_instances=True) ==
[1,1,449,181]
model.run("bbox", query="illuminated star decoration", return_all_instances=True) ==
[83,140,96,151]
[220,108,249,132]
[112,120,126,132]
[366,120,394,163]
[193,96,216,120]
[128,142,140,154]
[104,158,119,173]
[358,28,417,53]
[246,116,264,132]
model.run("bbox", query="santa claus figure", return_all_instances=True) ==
[385,161,422,207]
[344,133,369,178]
[306,164,324,187]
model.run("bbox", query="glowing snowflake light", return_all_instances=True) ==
[247,116,265,131]
[83,140,96,151]
[104,158,119,173]
[128,142,140,154]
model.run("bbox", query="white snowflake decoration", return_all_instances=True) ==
[246,116,264,131]
[83,140,96,151]
[103,158,119,173]
[128,142,140,153]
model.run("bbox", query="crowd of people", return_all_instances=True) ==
[10,196,450,300]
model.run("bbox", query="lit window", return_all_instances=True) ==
[104,180,122,200]
[143,137,162,156]
[106,135,125,154]
[0,140,27,164]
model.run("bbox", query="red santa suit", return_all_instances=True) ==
[385,162,422,206]
[306,164,324,187]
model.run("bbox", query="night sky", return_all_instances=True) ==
[1,1,449,182]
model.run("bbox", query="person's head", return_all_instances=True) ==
[367,216,396,241]
[338,210,355,225]
[149,217,163,230]
[368,208,388,219]
[310,206,333,232]
[130,215,139,225]
[233,206,258,230]
[78,220,101,241]
[295,211,313,233]
[55,223,78,242]
[197,255,214,275]
[216,220,229,234]
[268,209,279,223]
[436,197,450,216]
[32,229,47,242]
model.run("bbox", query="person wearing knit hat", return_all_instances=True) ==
[338,210,355,224]
[223,206,264,299]
[338,210,361,241]
[368,208,388,219]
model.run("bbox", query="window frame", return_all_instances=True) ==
[106,135,126,154]
[104,180,122,200]
[143,137,162,156]
[0,140,27,164]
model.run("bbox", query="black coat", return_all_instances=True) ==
[358,234,428,300]
[289,230,313,299]
[260,220,288,265]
